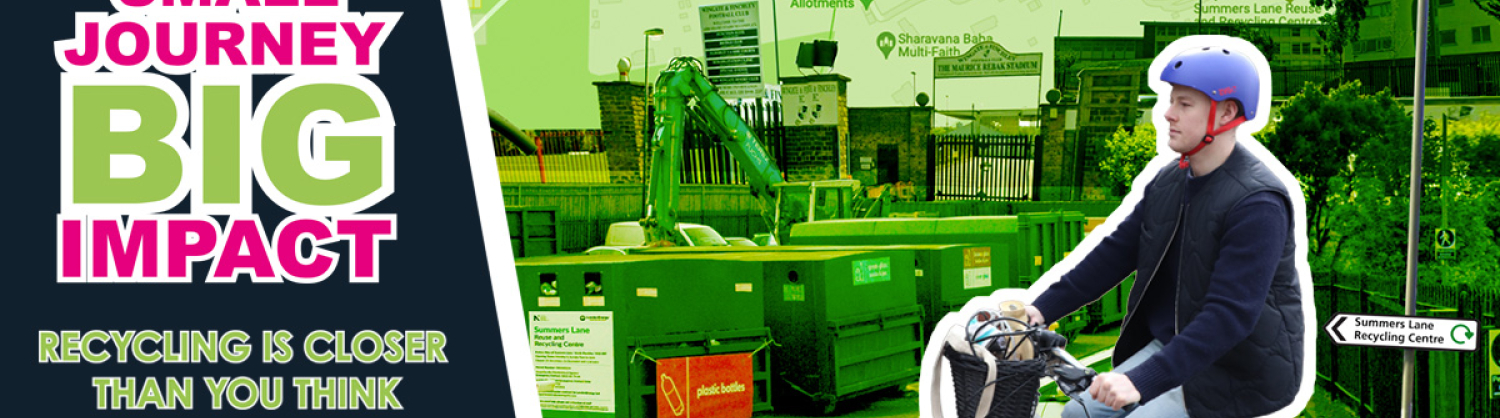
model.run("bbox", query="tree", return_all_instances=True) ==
[1326,126,1500,290]
[1309,0,1368,66]
[1098,123,1157,197]
[1288,104,1500,291]
[1482,0,1500,21]
[1257,81,1409,260]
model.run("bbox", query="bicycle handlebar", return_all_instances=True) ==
[1028,327,1138,413]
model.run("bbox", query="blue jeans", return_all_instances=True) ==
[1061,340,1186,418]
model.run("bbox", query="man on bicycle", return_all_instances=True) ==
[1026,37,1308,417]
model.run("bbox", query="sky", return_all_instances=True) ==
[474,0,1328,130]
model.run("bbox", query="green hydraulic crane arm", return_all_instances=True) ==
[641,57,786,246]
[488,108,537,155]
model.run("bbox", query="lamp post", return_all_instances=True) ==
[910,71,917,105]
[1439,106,1473,258]
[642,28,664,216]
[644,27,664,134]
[644,27,665,111]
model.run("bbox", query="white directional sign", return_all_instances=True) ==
[1325,313,1479,352]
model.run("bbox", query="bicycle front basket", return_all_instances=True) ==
[942,345,1045,418]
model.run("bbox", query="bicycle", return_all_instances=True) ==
[932,312,1137,418]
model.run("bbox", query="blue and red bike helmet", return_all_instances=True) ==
[1159,45,1261,168]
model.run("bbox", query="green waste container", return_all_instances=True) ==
[723,250,924,413]
[630,244,1007,339]
[790,214,1081,289]
[1015,212,1060,286]
[506,206,560,258]
[1018,212,1091,338]
[789,214,1093,338]
[1058,212,1086,261]
[515,254,774,418]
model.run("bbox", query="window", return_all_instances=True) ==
[1436,0,1453,6]
[1476,26,1494,43]
[1292,28,1301,37]
[1440,30,1457,46]
[1356,39,1381,53]
[1368,2,1392,18]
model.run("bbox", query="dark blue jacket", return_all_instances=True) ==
[1033,143,1304,417]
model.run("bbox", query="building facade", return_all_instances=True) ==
[1055,20,1340,99]
[1344,0,1499,97]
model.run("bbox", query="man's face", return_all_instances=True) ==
[1162,84,1232,153]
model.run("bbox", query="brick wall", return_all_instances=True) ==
[782,126,840,181]
[593,81,648,183]
[847,106,932,197]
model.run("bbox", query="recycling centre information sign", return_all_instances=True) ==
[528,311,616,413]
[1324,313,1479,352]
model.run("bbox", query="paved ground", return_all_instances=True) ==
[755,326,1121,418]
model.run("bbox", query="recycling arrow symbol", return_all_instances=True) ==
[1453,324,1474,345]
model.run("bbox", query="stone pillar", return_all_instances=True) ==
[593,81,648,183]
[1037,103,1080,201]
[779,74,852,182]
[906,106,933,200]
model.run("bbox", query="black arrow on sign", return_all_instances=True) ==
[1331,316,1347,342]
